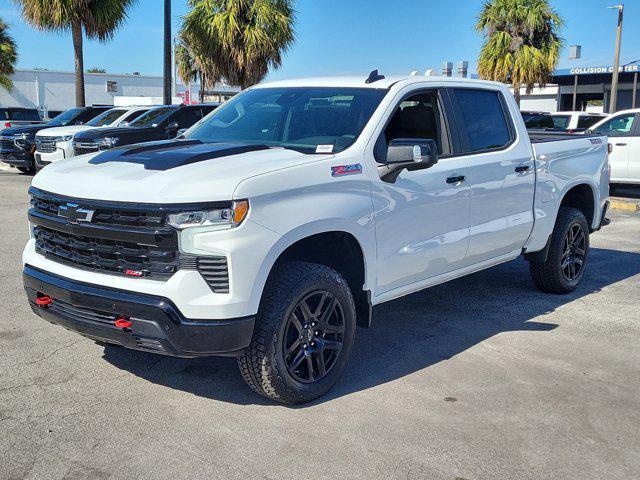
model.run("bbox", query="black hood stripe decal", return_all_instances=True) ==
[88,140,271,171]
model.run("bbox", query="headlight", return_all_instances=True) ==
[167,200,249,229]
[96,137,118,149]
[14,133,30,148]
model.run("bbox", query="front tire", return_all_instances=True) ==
[529,207,590,294]
[238,262,356,404]
[16,165,35,174]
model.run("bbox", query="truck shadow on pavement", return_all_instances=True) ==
[101,247,640,406]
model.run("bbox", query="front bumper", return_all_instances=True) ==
[0,149,33,167]
[35,143,70,166]
[24,265,255,357]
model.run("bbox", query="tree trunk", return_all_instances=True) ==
[513,84,521,107]
[200,72,205,103]
[71,21,86,107]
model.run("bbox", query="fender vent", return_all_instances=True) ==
[196,257,229,293]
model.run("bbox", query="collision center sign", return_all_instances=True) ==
[556,65,640,76]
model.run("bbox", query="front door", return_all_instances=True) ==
[593,113,638,182]
[447,87,536,263]
[369,87,471,295]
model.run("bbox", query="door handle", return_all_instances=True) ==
[615,143,628,146]
[446,175,465,184]
[515,165,530,173]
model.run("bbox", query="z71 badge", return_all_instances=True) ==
[331,163,363,177]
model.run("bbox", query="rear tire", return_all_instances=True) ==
[529,207,590,294]
[238,262,356,404]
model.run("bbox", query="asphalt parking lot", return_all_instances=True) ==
[1,170,639,480]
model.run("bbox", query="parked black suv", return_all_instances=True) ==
[72,104,219,156]
[0,106,110,173]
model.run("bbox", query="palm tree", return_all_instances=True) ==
[176,35,221,102]
[181,0,296,90]
[0,19,18,92]
[476,0,563,105]
[13,0,136,106]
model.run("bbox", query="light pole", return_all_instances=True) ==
[163,0,172,105]
[608,4,624,113]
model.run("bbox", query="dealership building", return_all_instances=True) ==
[517,59,640,113]
[0,69,241,116]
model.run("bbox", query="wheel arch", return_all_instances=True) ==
[250,222,375,327]
[559,182,597,230]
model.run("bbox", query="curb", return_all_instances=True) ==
[609,199,640,212]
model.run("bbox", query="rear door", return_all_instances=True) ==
[593,113,637,181]
[448,87,535,264]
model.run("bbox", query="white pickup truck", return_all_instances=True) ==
[23,72,610,404]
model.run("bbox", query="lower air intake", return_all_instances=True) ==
[196,257,230,293]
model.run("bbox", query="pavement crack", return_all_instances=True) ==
[5,339,82,368]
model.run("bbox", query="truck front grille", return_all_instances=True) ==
[30,190,165,229]
[0,138,16,151]
[73,141,99,156]
[35,137,57,153]
[34,225,181,279]
[28,187,230,289]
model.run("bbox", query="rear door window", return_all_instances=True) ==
[171,108,203,129]
[594,114,637,137]
[551,115,571,129]
[449,88,513,153]
[577,115,606,129]
[120,109,148,125]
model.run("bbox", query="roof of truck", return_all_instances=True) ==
[254,73,505,90]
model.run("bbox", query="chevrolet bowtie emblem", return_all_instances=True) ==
[58,203,95,224]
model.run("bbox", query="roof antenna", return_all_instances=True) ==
[424,69,436,77]
[365,69,386,84]
[409,70,419,76]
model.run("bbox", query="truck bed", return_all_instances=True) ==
[527,130,603,144]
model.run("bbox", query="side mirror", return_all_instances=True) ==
[378,138,439,182]
[176,128,187,138]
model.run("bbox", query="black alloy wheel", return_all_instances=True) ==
[283,290,345,384]
[561,223,586,281]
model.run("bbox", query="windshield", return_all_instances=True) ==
[48,108,85,127]
[186,87,387,153]
[87,109,126,127]
[130,107,176,128]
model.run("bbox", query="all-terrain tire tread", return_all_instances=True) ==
[529,207,589,294]
[237,261,355,404]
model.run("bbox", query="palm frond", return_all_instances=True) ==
[0,19,17,91]
[476,0,563,95]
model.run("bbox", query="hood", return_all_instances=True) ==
[36,125,94,138]
[0,123,52,137]
[74,126,153,140]
[32,140,332,203]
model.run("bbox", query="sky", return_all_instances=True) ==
[1,0,639,81]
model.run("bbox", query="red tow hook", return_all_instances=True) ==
[114,316,132,331]
[35,295,53,308]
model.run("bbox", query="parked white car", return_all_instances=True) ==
[34,106,149,167]
[24,73,610,404]
[550,111,607,132]
[589,109,640,184]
